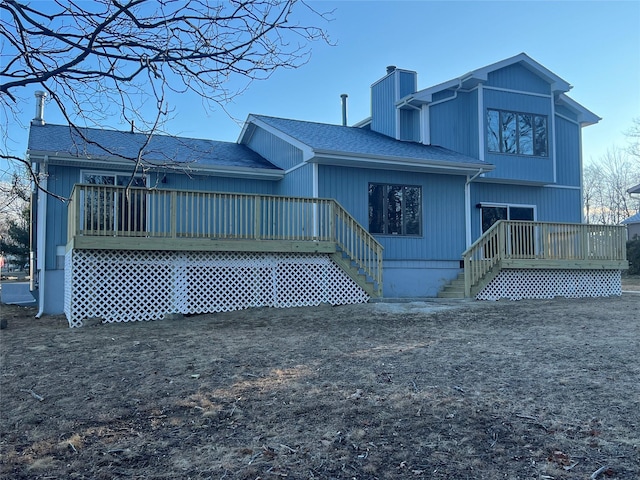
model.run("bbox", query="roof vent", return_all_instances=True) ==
[32,91,47,126]
[340,94,348,126]
[386,65,396,74]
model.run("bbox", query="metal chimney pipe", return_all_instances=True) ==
[340,93,348,126]
[32,91,47,126]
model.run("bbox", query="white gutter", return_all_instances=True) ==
[465,168,486,248]
[27,150,285,181]
[35,157,48,318]
[313,151,492,175]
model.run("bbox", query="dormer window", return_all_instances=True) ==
[487,109,548,157]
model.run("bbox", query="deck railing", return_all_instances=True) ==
[67,184,383,293]
[462,220,628,297]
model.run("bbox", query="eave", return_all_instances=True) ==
[27,149,285,181]
[311,149,494,175]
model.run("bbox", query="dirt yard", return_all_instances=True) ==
[1,278,639,479]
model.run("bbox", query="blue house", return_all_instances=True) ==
[27,53,628,326]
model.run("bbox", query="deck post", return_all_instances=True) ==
[464,254,471,298]
[254,196,261,239]
[170,190,177,238]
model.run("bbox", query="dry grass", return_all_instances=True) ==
[1,284,639,479]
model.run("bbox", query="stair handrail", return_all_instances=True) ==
[462,220,506,298]
[331,199,384,297]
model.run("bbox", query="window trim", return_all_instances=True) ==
[486,108,548,157]
[479,202,537,234]
[368,183,423,237]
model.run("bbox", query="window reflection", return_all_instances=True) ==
[486,109,548,157]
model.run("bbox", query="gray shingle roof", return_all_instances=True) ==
[28,124,280,170]
[252,115,490,166]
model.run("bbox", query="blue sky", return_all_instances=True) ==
[4,0,639,176]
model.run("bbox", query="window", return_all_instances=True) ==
[480,204,536,257]
[481,204,534,233]
[80,171,148,233]
[368,184,421,236]
[487,109,547,156]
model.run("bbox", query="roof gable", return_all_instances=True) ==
[241,115,493,174]
[409,52,572,104]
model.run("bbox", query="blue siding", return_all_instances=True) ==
[470,182,582,241]
[45,165,77,270]
[318,165,467,261]
[276,163,314,197]
[555,116,581,187]
[246,126,303,170]
[555,104,579,121]
[162,173,274,194]
[399,108,420,142]
[482,89,555,183]
[430,90,477,157]
[487,63,551,94]
[398,70,417,97]
[371,73,397,138]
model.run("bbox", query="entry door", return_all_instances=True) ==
[481,205,535,258]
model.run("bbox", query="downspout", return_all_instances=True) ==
[35,157,48,318]
[29,162,38,292]
[465,168,485,248]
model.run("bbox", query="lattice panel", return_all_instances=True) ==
[65,250,369,327]
[476,269,622,301]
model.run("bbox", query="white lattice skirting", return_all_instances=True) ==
[64,249,369,327]
[476,269,622,301]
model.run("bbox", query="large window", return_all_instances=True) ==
[487,109,547,157]
[368,184,422,236]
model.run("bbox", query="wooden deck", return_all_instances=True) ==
[66,184,384,296]
[462,220,629,298]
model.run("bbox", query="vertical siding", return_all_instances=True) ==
[45,165,77,270]
[164,173,274,194]
[371,73,397,138]
[555,116,581,187]
[276,164,314,197]
[399,109,420,142]
[246,127,303,170]
[470,182,582,242]
[319,165,467,260]
[429,90,477,157]
[398,70,417,97]
[486,63,551,94]
[482,89,554,183]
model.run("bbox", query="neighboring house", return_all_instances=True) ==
[27,53,628,326]
[623,213,640,240]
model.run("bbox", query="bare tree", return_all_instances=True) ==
[1,0,331,190]
[583,145,640,225]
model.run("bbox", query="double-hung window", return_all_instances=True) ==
[487,109,548,157]
[368,184,422,236]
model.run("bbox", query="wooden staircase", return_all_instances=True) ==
[437,272,466,298]
[331,248,381,298]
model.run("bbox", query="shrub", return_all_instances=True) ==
[627,238,640,275]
